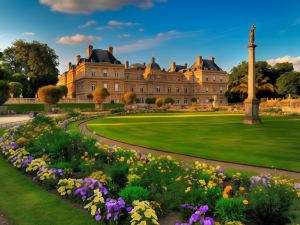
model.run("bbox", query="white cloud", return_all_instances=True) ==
[267,56,300,71]
[95,26,115,31]
[22,32,35,36]
[79,20,96,29]
[115,30,186,54]
[138,28,144,32]
[40,0,167,14]
[119,34,131,38]
[108,20,140,27]
[56,34,100,45]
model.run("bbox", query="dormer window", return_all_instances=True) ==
[103,69,108,77]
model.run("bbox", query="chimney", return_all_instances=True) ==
[108,46,113,54]
[68,62,72,70]
[86,45,93,58]
[151,57,155,63]
[196,56,202,67]
[125,60,129,69]
[170,61,176,72]
[210,56,215,63]
[76,55,81,65]
[184,63,188,68]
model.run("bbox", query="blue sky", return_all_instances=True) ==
[0,0,300,73]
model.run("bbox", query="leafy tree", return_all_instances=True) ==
[276,72,300,97]
[271,62,294,84]
[92,88,110,110]
[146,97,156,104]
[87,93,93,99]
[123,92,136,105]
[58,85,68,98]
[0,80,10,106]
[8,82,22,97]
[191,97,197,104]
[2,40,59,97]
[164,97,175,105]
[37,85,62,111]
[155,98,164,108]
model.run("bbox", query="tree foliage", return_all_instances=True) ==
[276,72,300,97]
[2,40,59,97]
[58,85,68,97]
[123,92,136,105]
[92,88,110,104]
[164,97,175,105]
[155,98,164,108]
[37,85,62,105]
[8,82,22,97]
[0,80,10,105]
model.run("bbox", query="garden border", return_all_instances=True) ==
[76,116,300,179]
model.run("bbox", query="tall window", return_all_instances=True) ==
[91,69,96,77]
[206,77,209,82]
[103,69,108,77]
[184,98,188,105]
[131,87,134,92]
[156,85,160,93]
[115,83,119,92]
[103,83,108,89]
[184,87,188,93]
[175,99,180,104]
[220,77,223,82]
[220,86,223,93]
[114,72,119,78]
[206,87,209,93]
[91,84,96,91]
[140,87,144,93]
[168,87,171,93]
[213,76,216,82]
[176,87,179,93]
[213,88,217,93]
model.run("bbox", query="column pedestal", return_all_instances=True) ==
[243,98,261,124]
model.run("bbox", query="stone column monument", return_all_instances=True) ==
[243,24,261,124]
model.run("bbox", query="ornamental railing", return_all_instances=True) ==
[5,98,93,104]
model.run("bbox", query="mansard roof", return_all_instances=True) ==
[130,63,146,70]
[87,49,121,64]
[190,59,223,71]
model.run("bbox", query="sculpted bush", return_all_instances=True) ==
[92,88,110,110]
[38,85,62,111]
[123,92,136,105]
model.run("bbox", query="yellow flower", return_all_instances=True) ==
[185,187,191,193]
[239,186,245,191]
[223,193,229,199]
[243,200,249,205]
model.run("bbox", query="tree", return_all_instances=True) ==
[8,82,22,97]
[155,98,164,108]
[38,85,63,111]
[191,97,197,104]
[164,97,175,105]
[92,88,110,110]
[123,92,136,105]
[276,72,300,97]
[0,80,10,106]
[87,93,93,99]
[2,40,59,97]
[271,62,294,84]
[58,85,68,98]
[146,97,156,104]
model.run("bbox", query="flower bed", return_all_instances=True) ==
[0,115,299,225]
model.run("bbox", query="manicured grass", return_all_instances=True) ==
[67,120,84,132]
[0,157,98,225]
[5,103,124,113]
[87,113,300,172]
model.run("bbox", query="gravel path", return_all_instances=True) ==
[79,121,300,179]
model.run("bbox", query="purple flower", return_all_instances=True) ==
[201,217,214,225]
[294,183,300,189]
[126,206,133,212]
[199,205,208,214]
[189,211,201,223]
[95,215,102,221]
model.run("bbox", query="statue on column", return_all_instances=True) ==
[250,24,256,45]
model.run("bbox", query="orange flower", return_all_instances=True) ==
[243,200,249,205]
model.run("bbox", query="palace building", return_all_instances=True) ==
[57,45,229,106]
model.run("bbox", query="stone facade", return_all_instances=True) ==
[57,45,229,106]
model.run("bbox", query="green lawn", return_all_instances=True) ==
[67,120,84,132]
[0,157,98,225]
[87,112,300,172]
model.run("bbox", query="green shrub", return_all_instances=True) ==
[215,197,247,223]
[68,108,82,117]
[0,80,10,106]
[119,186,150,204]
[111,108,126,114]
[105,163,129,188]
[287,199,300,225]
[248,184,297,225]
